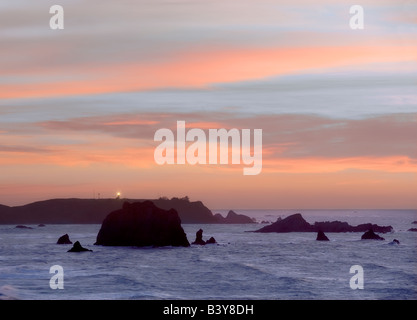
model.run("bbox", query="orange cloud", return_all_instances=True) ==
[2,45,416,99]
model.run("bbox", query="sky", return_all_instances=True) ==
[0,0,416,209]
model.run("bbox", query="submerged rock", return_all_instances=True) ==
[57,234,72,244]
[15,225,32,229]
[316,230,330,241]
[68,241,92,252]
[389,239,400,245]
[95,201,190,247]
[361,229,385,240]
[408,228,417,232]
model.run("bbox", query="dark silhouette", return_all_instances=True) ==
[191,229,217,245]
[192,229,206,245]
[316,230,330,241]
[390,239,400,245]
[15,225,32,229]
[361,229,384,240]
[95,201,190,247]
[68,241,92,252]
[57,234,72,244]
[0,198,252,224]
[213,210,256,224]
[206,237,217,244]
[253,213,393,233]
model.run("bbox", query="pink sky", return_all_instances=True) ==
[0,1,416,209]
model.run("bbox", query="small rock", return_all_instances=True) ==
[67,241,92,252]
[361,229,384,240]
[316,230,330,241]
[389,239,400,245]
[57,234,72,244]
[206,237,217,244]
[15,225,32,229]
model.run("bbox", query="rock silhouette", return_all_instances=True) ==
[214,210,255,224]
[192,229,206,245]
[67,241,92,252]
[95,201,190,247]
[57,234,72,244]
[206,237,217,244]
[254,213,393,233]
[15,225,32,229]
[316,230,330,241]
[361,229,385,240]
[191,229,217,245]
[255,213,313,233]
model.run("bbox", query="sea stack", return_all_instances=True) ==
[192,229,206,245]
[95,201,190,247]
[316,230,330,241]
[57,234,72,244]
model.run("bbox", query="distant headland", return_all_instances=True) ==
[0,197,256,225]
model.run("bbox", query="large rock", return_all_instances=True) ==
[361,229,384,240]
[95,201,190,247]
[254,213,393,233]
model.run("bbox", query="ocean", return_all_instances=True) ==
[0,209,416,300]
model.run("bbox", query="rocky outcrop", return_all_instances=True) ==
[254,213,393,233]
[191,229,217,245]
[68,241,92,252]
[95,201,190,247]
[407,228,417,232]
[254,214,314,233]
[192,229,206,245]
[57,234,72,244]
[214,210,255,224]
[314,221,392,233]
[316,230,329,241]
[361,229,384,240]
[206,237,217,244]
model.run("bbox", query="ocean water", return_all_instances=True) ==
[0,209,416,300]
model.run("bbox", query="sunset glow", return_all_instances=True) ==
[1,0,416,209]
